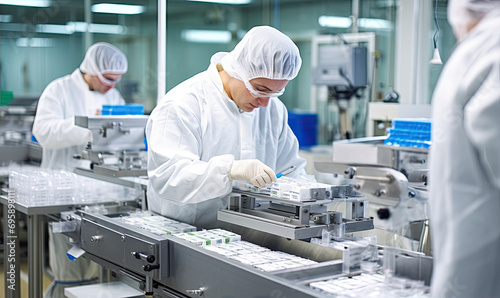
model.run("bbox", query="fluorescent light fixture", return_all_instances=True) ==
[187,0,251,4]
[318,16,352,28]
[0,0,50,7]
[0,14,12,22]
[358,18,392,30]
[37,24,72,34]
[66,22,90,33]
[16,38,54,47]
[67,22,125,34]
[91,3,145,15]
[36,22,125,35]
[182,29,232,43]
[319,16,393,30]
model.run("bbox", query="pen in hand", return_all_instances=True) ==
[276,165,296,178]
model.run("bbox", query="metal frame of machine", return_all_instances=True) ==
[49,123,432,297]
[61,208,349,298]
[0,106,42,166]
[218,189,374,240]
[74,115,149,177]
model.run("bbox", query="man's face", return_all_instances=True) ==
[231,78,289,112]
[89,73,122,94]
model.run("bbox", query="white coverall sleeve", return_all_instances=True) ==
[33,84,92,150]
[464,58,500,188]
[147,102,233,205]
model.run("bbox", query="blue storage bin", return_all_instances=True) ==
[101,104,144,115]
[288,110,318,148]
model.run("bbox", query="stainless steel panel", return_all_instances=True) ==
[332,143,396,167]
[395,254,433,286]
[158,238,328,298]
[0,145,28,163]
[81,219,126,267]
[123,234,158,275]
[92,165,147,177]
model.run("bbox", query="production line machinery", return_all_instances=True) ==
[53,120,432,297]
[73,115,149,177]
[0,105,42,168]
[319,137,430,238]
[55,175,431,298]
[218,182,374,240]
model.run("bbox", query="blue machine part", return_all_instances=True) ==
[384,118,432,148]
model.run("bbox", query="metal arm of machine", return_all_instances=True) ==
[315,162,409,207]
[74,115,149,177]
[217,187,374,240]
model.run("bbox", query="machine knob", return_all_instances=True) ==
[186,287,205,296]
[143,264,160,272]
[377,208,391,220]
[132,251,156,263]
[90,235,103,242]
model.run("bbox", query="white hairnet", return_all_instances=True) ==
[79,42,128,76]
[448,0,500,40]
[221,26,302,82]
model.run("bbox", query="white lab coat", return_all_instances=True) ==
[146,53,307,229]
[32,69,125,298]
[33,69,124,170]
[429,9,500,298]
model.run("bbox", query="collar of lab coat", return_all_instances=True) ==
[465,8,500,42]
[207,52,247,114]
[70,68,91,92]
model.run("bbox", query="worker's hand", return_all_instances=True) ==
[229,159,277,188]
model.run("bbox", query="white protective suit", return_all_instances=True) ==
[32,42,127,298]
[146,52,307,229]
[33,69,124,170]
[429,4,500,298]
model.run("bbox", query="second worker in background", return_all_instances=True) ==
[33,42,128,298]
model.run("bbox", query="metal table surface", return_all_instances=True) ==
[74,168,148,190]
[0,190,136,298]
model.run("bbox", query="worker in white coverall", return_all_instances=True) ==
[429,0,500,297]
[146,26,307,229]
[32,42,128,298]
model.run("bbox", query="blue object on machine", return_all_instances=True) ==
[384,118,432,148]
[288,110,318,149]
[101,104,144,115]
[276,165,296,178]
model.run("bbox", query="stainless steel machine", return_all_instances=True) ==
[53,131,432,297]
[316,137,431,252]
[74,115,149,177]
[0,106,42,167]
[54,173,431,298]
[217,186,373,240]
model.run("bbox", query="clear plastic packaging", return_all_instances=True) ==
[8,165,142,206]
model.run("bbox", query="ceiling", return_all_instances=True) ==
[0,0,325,26]
[0,0,409,38]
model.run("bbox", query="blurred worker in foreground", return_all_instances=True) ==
[429,0,500,297]
[147,26,307,228]
[33,42,128,298]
